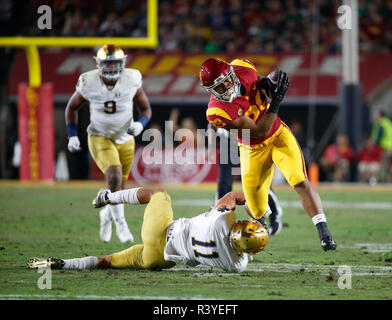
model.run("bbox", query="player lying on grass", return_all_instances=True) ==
[28,188,269,273]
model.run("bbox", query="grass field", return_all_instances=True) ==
[0,181,392,301]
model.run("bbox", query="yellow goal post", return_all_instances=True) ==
[0,0,158,87]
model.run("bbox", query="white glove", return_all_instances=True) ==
[216,128,230,139]
[68,136,81,152]
[127,121,144,137]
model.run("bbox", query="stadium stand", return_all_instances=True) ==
[29,0,392,54]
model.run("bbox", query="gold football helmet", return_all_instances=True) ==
[229,221,269,254]
[94,44,127,82]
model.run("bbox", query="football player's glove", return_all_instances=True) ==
[261,70,290,114]
[127,120,144,137]
[67,136,81,152]
[216,128,230,139]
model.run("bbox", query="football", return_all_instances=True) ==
[261,68,280,99]
[267,68,280,84]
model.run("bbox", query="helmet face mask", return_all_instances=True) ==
[200,59,242,102]
[95,44,127,82]
[229,221,269,255]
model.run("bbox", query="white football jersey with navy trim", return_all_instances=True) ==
[76,68,142,144]
[164,209,248,273]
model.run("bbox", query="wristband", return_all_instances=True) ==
[137,115,149,128]
[66,123,78,137]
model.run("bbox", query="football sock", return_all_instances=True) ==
[63,256,98,269]
[312,213,327,225]
[109,203,126,224]
[312,213,331,240]
[108,188,141,205]
[100,205,111,220]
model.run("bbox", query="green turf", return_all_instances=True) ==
[0,184,392,300]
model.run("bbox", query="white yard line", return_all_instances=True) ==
[172,199,392,210]
[168,262,392,276]
[339,243,392,252]
[0,294,215,300]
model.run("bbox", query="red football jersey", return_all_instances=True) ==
[206,59,282,145]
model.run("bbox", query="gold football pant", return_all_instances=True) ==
[239,123,307,219]
[87,134,135,183]
[110,192,176,270]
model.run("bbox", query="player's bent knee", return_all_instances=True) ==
[246,203,268,220]
[142,249,167,270]
[290,175,307,189]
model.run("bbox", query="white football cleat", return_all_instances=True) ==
[93,188,111,208]
[115,219,134,243]
[28,257,65,269]
[99,207,112,242]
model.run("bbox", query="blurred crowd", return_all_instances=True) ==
[29,0,392,54]
[319,111,392,184]
[30,0,148,38]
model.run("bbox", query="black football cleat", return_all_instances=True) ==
[267,190,283,236]
[268,216,282,236]
[255,217,268,231]
[28,257,65,269]
[321,236,337,251]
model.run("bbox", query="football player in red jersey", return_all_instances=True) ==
[200,58,336,251]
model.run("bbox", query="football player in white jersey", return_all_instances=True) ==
[28,188,269,273]
[65,44,152,244]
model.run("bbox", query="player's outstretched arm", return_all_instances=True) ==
[213,191,246,211]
